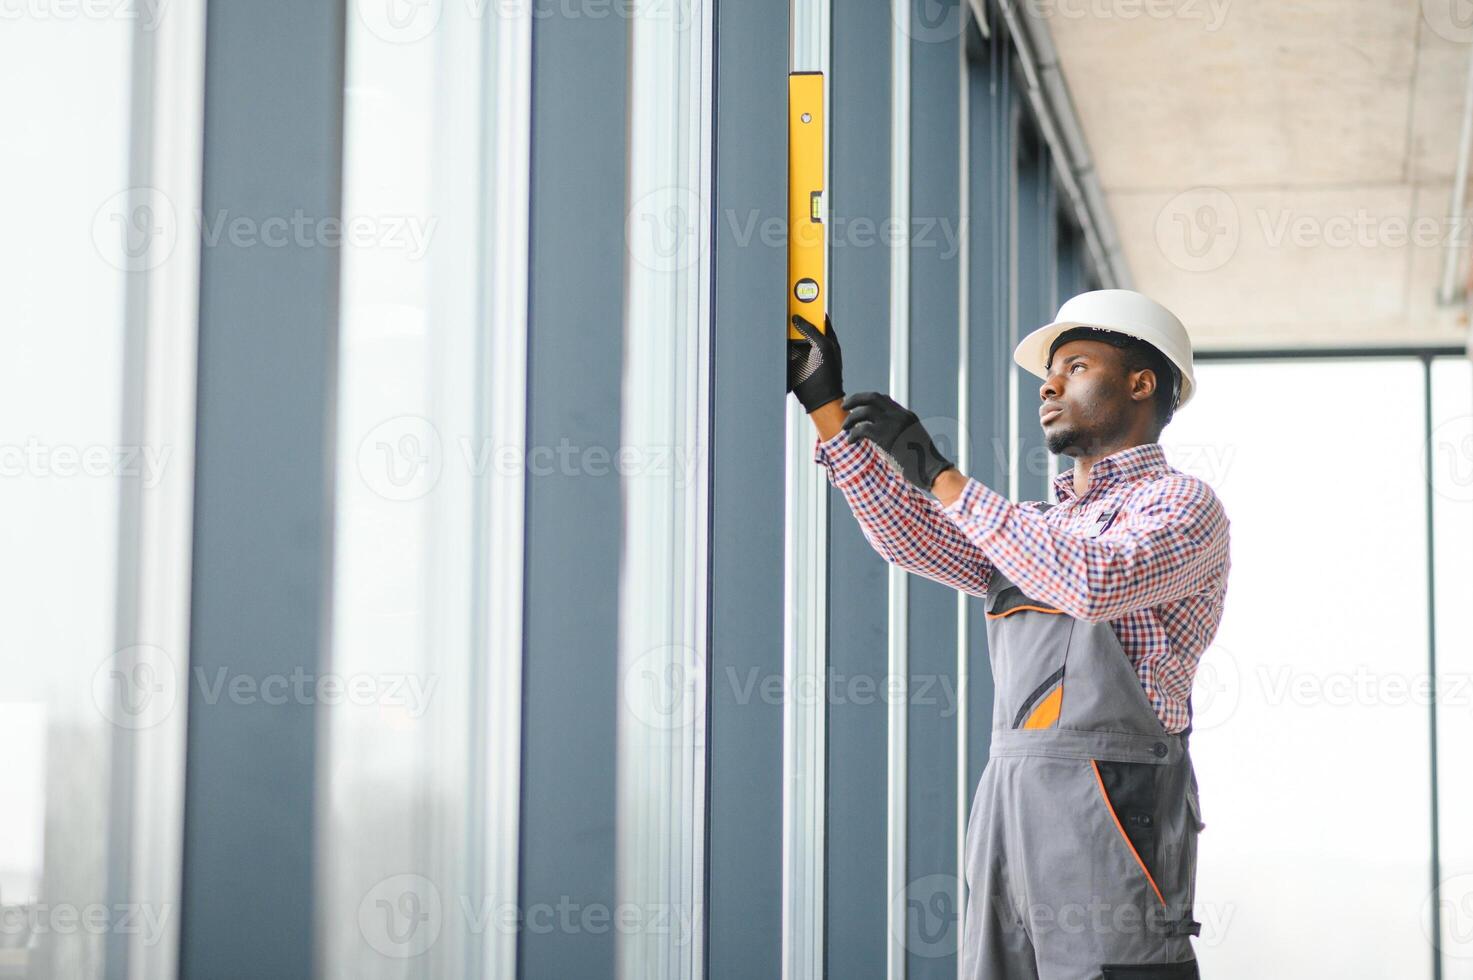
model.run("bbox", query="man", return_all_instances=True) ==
[787,289,1230,980]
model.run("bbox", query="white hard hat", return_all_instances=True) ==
[1013,288,1197,409]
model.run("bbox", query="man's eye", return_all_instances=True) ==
[1069,363,1084,374]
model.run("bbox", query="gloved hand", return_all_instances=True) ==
[840,391,956,492]
[787,313,844,413]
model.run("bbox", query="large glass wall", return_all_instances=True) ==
[319,1,1102,977]
[324,0,712,974]
[5,2,1303,979]
[1162,357,1473,977]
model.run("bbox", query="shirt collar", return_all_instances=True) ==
[1051,442,1169,502]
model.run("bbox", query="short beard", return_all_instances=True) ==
[1045,424,1085,456]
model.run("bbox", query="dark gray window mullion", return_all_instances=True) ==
[1057,220,1084,309]
[824,1,896,975]
[1037,159,1060,490]
[1080,224,1104,291]
[962,6,1012,821]
[706,1,787,977]
[905,2,965,975]
[518,5,627,978]
[1042,210,1075,497]
[1079,228,1096,293]
[179,1,345,977]
[1055,221,1069,304]
[1012,108,1050,503]
[1042,176,1058,316]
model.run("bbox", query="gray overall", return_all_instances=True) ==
[961,558,1206,979]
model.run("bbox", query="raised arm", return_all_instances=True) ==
[789,316,995,598]
[812,413,994,598]
[939,471,1229,622]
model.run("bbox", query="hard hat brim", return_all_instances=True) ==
[1012,319,1196,407]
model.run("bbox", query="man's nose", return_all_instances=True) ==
[1040,373,1061,401]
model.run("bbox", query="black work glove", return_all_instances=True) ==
[787,313,845,413]
[840,391,956,492]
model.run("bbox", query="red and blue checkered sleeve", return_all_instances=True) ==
[813,430,994,598]
[942,472,1229,622]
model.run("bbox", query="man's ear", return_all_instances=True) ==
[1129,367,1157,404]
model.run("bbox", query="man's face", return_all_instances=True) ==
[1038,338,1138,457]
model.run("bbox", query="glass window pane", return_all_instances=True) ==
[320,12,493,977]
[1162,359,1432,978]
[0,17,134,980]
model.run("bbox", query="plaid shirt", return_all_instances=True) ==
[813,431,1230,734]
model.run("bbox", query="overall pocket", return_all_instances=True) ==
[986,581,1072,731]
[1090,759,1164,907]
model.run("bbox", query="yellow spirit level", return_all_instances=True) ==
[788,71,825,340]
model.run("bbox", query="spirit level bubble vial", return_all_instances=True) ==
[788,71,825,340]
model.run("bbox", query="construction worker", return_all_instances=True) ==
[787,289,1230,980]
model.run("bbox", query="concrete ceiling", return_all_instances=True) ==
[1046,0,1473,351]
